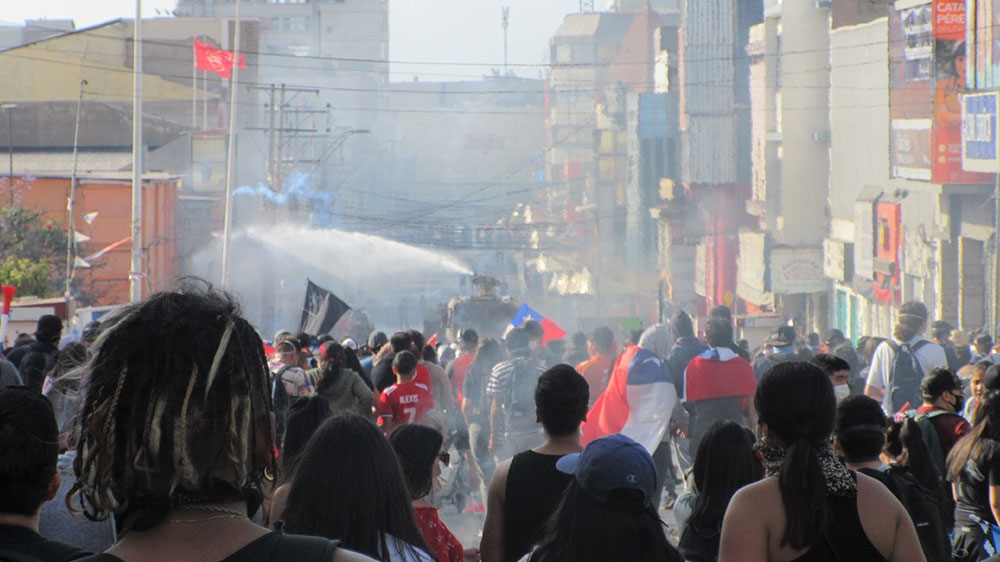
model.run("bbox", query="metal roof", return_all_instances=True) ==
[5,151,131,176]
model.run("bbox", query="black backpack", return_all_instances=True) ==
[886,340,930,413]
[908,409,952,480]
[859,466,952,562]
[505,358,541,432]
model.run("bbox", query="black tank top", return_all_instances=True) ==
[77,532,340,562]
[791,473,886,562]
[503,451,574,562]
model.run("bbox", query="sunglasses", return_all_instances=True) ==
[438,452,451,466]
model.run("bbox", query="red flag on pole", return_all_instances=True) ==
[194,39,244,79]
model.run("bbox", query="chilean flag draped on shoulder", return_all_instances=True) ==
[511,303,566,345]
[683,347,756,402]
[581,341,677,453]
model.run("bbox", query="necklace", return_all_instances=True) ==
[167,504,247,524]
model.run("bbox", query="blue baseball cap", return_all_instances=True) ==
[556,433,657,507]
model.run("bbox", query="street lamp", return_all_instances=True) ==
[2,103,16,206]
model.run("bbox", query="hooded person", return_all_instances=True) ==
[684,318,758,456]
[640,323,689,509]
[7,315,63,393]
[580,324,678,454]
[666,310,709,401]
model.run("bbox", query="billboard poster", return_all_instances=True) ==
[931,0,993,183]
[890,3,934,180]
[962,91,999,172]
[890,1,993,183]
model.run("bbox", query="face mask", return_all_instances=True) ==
[951,392,965,413]
[834,384,850,402]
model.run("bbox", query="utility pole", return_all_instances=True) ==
[66,79,87,299]
[248,84,320,192]
[221,0,242,290]
[131,1,143,303]
[267,84,275,187]
[2,103,14,206]
[276,84,286,192]
[502,7,510,76]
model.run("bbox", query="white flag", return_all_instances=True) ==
[82,212,98,225]
[73,256,91,269]
[73,232,91,243]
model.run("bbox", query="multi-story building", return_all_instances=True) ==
[546,11,633,229]
[739,0,831,332]
[824,0,994,340]
[672,0,760,316]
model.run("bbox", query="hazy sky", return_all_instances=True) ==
[3,0,584,81]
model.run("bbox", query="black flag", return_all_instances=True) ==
[298,279,351,335]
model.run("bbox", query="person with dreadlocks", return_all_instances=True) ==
[67,282,374,562]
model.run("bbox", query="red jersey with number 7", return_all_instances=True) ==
[378,381,435,426]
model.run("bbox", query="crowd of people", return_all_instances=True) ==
[9,284,1000,561]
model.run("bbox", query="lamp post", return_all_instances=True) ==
[2,103,15,206]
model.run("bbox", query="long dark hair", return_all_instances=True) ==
[280,397,331,479]
[317,342,349,393]
[389,423,443,501]
[281,414,432,562]
[469,338,504,378]
[688,421,762,529]
[755,362,836,550]
[947,390,1000,482]
[466,338,504,409]
[886,416,949,523]
[531,481,682,562]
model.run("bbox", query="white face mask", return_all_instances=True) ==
[834,384,850,402]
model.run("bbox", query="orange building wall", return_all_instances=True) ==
[12,175,179,306]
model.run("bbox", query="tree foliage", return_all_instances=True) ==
[0,206,67,297]
[0,258,52,297]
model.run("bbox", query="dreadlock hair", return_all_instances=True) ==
[69,281,274,532]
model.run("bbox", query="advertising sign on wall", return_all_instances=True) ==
[873,202,902,305]
[890,0,994,183]
[931,0,992,183]
[961,91,999,172]
[854,186,881,281]
[770,248,827,295]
